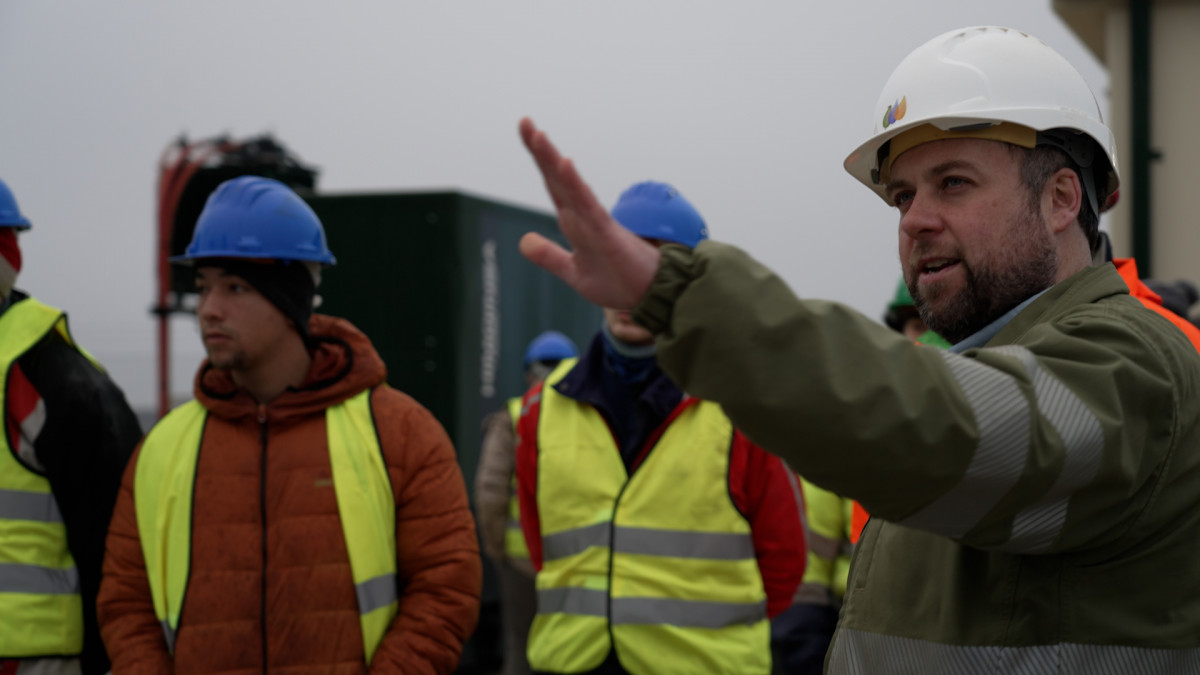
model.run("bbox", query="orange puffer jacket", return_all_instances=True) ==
[98,315,481,674]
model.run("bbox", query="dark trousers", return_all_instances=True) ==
[499,562,536,675]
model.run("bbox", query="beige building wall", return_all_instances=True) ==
[1055,0,1200,284]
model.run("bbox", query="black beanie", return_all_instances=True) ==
[206,258,317,345]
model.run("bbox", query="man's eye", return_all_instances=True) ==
[892,191,913,207]
[944,177,967,189]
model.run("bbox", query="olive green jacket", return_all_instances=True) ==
[633,242,1200,673]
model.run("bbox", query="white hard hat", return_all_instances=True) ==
[843,26,1119,217]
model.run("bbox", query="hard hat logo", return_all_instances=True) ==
[882,97,907,129]
[844,26,1120,209]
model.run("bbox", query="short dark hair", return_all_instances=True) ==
[1012,144,1100,253]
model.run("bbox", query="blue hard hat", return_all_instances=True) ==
[610,181,708,248]
[171,176,336,265]
[0,178,32,230]
[523,331,579,370]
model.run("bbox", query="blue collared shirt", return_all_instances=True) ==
[949,288,1049,353]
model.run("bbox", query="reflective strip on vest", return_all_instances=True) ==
[326,389,398,662]
[135,388,397,662]
[828,627,1200,674]
[0,489,62,523]
[0,298,84,658]
[504,397,529,560]
[529,360,770,675]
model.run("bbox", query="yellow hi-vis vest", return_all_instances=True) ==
[504,396,530,561]
[798,479,857,603]
[134,388,398,663]
[0,298,85,657]
[528,361,769,675]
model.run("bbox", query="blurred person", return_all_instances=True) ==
[883,276,951,348]
[515,182,807,675]
[474,330,578,675]
[515,25,1200,673]
[98,176,481,673]
[1090,218,1200,351]
[881,277,927,341]
[774,482,868,675]
[779,276,951,674]
[0,177,142,675]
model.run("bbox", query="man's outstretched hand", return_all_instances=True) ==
[518,117,661,310]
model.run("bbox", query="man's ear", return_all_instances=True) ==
[1047,167,1083,235]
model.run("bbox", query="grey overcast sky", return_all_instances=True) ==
[0,1,1107,413]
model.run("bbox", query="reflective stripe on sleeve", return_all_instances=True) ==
[828,627,1200,674]
[0,562,79,594]
[991,346,1104,554]
[0,488,63,523]
[899,350,1031,537]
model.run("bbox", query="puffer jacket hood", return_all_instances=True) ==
[194,314,385,419]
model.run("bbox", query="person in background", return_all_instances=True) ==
[515,181,807,675]
[777,276,949,674]
[0,177,142,675]
[882,276,951,348]
[1088,198,1200,352]
[514,24,1200,673]
[98,176,480,673]
[474,330,579,675]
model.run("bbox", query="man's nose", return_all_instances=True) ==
[899,192,944,239]
[196,292,223,323]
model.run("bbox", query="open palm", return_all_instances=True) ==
[518,117,661,310]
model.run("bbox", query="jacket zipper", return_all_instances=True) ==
[258,404,269,673]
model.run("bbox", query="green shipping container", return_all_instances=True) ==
[307,190,599,671]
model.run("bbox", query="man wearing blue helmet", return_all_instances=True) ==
[513,182,806,675]
[475,330,579,675]
[98,176,481,673]
[0,178,142,675]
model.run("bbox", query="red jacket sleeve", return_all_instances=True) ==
[515,382,545,571]
[729,431,807,619]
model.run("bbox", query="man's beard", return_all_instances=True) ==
[909,209,1058,345]
[206,350,245,372]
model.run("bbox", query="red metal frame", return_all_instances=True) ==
[153,137,236,418]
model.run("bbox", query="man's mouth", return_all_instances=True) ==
[919,258,961,282]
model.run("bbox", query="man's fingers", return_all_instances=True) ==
[519,118,572,210]
[553,156,614,232]
[519,118,613,241]
[519,232,574,281]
